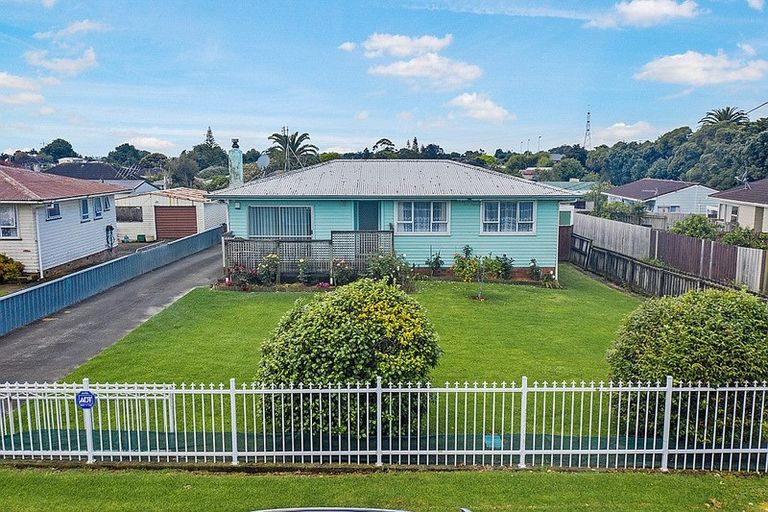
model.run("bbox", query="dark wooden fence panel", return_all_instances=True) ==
[558,225,573,261]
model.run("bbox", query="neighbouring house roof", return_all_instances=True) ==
[211,160,577,199]
[45,161,145,180]
[605,178,711,201]
[101,179,158,192]
[710,178,768,206]
[157,187,211,202]
[540,181,596,194]
[0,165,125,202]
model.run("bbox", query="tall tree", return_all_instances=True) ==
[267,130,318,171]
[699,107,749,126]
[40,138,79,161]
[372,138,394,152]
[107,143,148,167]
[205,126,217,147]
[168,154,199,187]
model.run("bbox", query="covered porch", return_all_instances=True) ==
[222,230,395,276]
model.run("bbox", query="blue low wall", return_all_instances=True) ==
[0,226,223,336]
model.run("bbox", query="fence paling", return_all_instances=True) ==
[1,378,766,471]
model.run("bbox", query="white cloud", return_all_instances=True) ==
[587,0,701,28]
[324,146,356,154]
[397,111,413,121]
[596,121,657,144]
[448,92,512,123]
[338,41,356,52]
[0,72,41,91]
[0,92,45,105]
[363,33,453,58]
[369,53,482,89]
[354,110,369,121]
[37,106,56,115]
[635,50,768,86]
[406,2,594,21]
[747,0,764,10]
[41,0,56,7]
[127,137,176,152]
[24,47,97,75]
[34,20,109,40]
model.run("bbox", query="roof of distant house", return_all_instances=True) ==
[710,178,768,206]
[210,159,577,199]
[158,187,210,202]
[605,178,715,201]
[101,179,158,192]
[539,181,596,194]
[45,161,145,180]
[0,165,125,202]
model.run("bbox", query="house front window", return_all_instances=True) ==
[80,199,90,221]
[0,205,18,238]
[93,197,103,219]
[396,201,448,234]
[482,201,535,233]
[248,206,312,239]
[103,196,111,211]
[730,206,739,224]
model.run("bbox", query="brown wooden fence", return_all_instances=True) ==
[573,213,768,294]
[558,225,572,261]
[571,234,740,298]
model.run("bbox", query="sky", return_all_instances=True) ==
[0,0,767,157]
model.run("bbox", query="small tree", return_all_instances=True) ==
[669,214,718,240]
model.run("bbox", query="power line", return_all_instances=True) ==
[745,100,768,115]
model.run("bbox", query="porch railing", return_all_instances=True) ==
[222,230,395,275]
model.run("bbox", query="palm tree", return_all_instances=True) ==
[268,130,318,172]
[699,107,749,126]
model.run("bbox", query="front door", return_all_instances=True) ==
[357,201,379,231]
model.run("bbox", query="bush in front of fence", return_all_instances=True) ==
[257,278,441,435]
[607,287,768,443]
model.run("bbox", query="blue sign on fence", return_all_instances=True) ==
[76,390,96,409]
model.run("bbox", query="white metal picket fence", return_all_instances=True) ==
[1,377,767,472]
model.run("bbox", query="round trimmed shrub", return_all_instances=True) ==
[258,278,441,385]
[607,288,768,384]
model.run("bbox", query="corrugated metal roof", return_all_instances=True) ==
[0,165,125,202]
[211,160,577,199]
[158,187,211,202]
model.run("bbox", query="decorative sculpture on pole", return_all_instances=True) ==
[228,138,244,187]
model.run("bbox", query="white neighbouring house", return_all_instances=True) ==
[0,165,124,277]
[115,187,227,241]
[710,178,768,233]
[604,178,719,215]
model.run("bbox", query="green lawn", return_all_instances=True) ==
[0,467,766,512]
[67,265,639,384]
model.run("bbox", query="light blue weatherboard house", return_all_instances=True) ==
[212,159,576,277]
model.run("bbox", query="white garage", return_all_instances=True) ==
[116,187,227,241]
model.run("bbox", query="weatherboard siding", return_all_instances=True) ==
[0,205,39,273]
[653,185,719,214]
[227,198,559,267]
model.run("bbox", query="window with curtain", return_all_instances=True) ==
[482,201,535,233]
[93,197,103,219]
[396,201,448,233]
[0,205,18,238]
[248,206,312,239]
[80,199,90,221]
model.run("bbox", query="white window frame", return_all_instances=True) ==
[0,205,19,239]
[93,197,103,220]
[45,202,61,221]
[730,205,739,224]
[103,196,111,211]
[480,200,537,235]
[395,201,450,235]
[80,199,90,222]
[247,205,314,239]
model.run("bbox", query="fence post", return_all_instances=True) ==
[82,378,95,464]
[517,376,528,468]
[660,375,673,472]
[376,376,383,467]
[230,378,239,465]
[221,236,226,268]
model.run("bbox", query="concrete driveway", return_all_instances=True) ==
[0,246,222,383]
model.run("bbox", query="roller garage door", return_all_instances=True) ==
[154,206,197,239]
